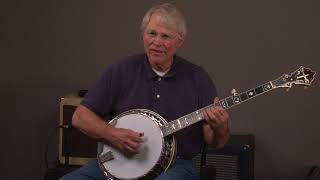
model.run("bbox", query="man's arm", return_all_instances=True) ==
[72,105,143,154]
[202,97,230,148]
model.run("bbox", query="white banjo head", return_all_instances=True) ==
[100,111,165,179]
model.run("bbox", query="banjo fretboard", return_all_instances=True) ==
[160,66,315,136]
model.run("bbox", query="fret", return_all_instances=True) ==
[221,99,228,109]
[218,95,241,109]
[186,114,196,125]
[165,122,177,135]
[226,97,235,107]
[262,82,273,91]
[191,113,198,122]
[233,95,241,104]
[181,119,185,127]
[247,89,256,98]
[184,116,190,125]
[195,111,203,120]
[189,114,195,123]
[255,86,264,94]
[171,122,177,130]
[240,92,248,101]
[183,117,189,126]
[177,119,182,129]
[161,81,277,137]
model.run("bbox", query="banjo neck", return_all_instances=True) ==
[160,66,316,137]
[160,81,275,136]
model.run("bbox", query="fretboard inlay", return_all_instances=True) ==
[161,81,275,137]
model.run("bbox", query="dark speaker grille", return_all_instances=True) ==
[192,153,202,175]
[61,105,97,158]
[193,135,254,180]
[207,154,239,180]
[193,153,239,180]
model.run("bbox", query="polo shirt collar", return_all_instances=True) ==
[144,54,179,80]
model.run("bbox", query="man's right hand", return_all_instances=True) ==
[107,127,144,155]
[72,105,144,156]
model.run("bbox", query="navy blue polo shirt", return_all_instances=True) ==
[81,53,217,159]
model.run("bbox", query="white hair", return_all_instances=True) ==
[140,3,187,40]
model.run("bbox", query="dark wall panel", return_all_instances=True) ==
[1,0,319,180]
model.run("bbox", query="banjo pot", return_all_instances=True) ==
[98,109,177,180]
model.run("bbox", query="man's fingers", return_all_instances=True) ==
[124,144,139,154]
[125,140,140,151]
[125,129,144,142]
[214,97,220,103]
[113,128,144,154]
[203,106,228,129]
[131,133,144,143]
[204,109,219,128]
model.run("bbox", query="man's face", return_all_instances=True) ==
[143,14,183,71]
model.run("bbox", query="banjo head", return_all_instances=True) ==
[98,109,173,180]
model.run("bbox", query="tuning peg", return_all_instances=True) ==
[231,89,238,96]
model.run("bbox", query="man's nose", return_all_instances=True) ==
[153,35,163,45]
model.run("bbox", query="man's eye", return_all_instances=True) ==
[161,34,170,39]
[148,31,157,36]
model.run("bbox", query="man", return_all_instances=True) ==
[59,3,230,180]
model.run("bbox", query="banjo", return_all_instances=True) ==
[97,66,316,180]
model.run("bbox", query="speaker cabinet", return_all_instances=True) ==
[59,94,97,165]
[193,134,254,180]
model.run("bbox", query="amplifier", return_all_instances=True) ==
[193,134,254,180]
[59,94,97,166]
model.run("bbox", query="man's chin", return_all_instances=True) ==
[148,54,165,62]
[150,52,165,58]
[149,59,164,65]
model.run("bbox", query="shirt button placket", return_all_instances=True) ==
[156,77,161,99]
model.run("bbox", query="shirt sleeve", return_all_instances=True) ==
[81,64,120,121]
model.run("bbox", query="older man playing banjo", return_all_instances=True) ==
[59,3,230,180]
